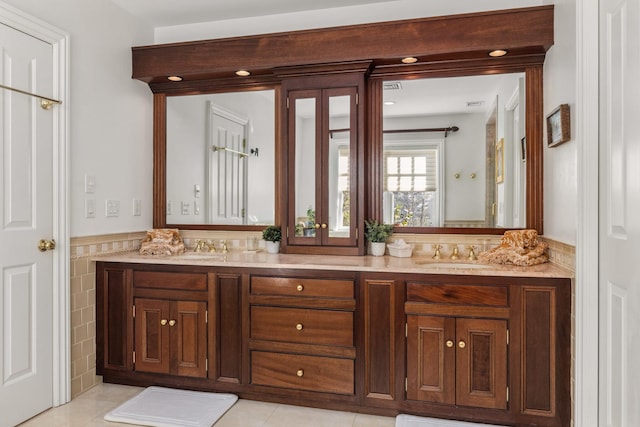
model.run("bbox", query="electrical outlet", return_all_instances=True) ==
[167,201,172,215]
[105,199,120,217]
[132,199,141,216]
[85,199,96,218]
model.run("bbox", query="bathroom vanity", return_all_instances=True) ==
[96,253,571,426]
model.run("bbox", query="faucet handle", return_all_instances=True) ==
[206,240,217,253]
[467,245,478,260]
[432,244,442,260]
[220,240,229,254]
[194,239,204,252]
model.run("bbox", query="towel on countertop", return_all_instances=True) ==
[478,229,548,266]
[139,229,186,255]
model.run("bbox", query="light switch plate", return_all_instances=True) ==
[85,199,96,218]
[84,175,96,193]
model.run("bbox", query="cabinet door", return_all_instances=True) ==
[455,318,508,409]
[173,300,207,378]
[135,298,170,374]
[286,86,359,249]
[406,315,455,404]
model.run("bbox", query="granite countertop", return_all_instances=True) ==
[93,251,574,279]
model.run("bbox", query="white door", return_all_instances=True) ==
[207,104,248,224]
[0,22,55,427]
[599,0,640,426]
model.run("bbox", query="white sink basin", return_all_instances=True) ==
[415,261,492,270]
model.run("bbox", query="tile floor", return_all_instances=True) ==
[19,383,396,427]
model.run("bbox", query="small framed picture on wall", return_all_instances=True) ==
[546,104,571,147]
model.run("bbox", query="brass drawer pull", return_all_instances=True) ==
[296,323,303,331]
[296,284,304,292]
[446,340,454,348]
[458,340,466,349]
[296,369,304,377]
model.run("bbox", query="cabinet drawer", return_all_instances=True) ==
[251,276,353,299]
[251,306,353,346]
[407,283,508,307]
[251,351,354,395]
[133,271,207,291]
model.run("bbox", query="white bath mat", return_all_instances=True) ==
[396,414,508,427]
[104,386,237,427]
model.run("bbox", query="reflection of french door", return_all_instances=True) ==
[207,104,249,224]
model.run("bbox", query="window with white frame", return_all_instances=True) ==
[383,145,441,227]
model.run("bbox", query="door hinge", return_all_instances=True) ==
[356,93,359,105]
[132,305,135,318]
[355,227,358,239]
[206,310,208,323]
[506,386,509,402]
[287,97,290,109]
[506,329,509,345]
[405,323,408,337]
[206,358,209,372]
[133,351,136,364]
[405,377,408,392]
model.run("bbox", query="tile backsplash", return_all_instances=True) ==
[69,229,574,398]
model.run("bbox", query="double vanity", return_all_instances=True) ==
[96,252,571,427]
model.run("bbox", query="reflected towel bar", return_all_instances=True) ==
[0,83,62,109]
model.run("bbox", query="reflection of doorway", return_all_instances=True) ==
[207,104,249,224]
[485,101,497,227]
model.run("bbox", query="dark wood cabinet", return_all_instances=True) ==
[96,261,570,426]
[280,69,367,255]
[406,315,507,409]
[134,298,207,378]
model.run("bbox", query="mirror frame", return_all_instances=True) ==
[137,6,553,235]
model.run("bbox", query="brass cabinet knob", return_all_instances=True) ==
[160,319,168,326]
[446,340,454,348]
[314,223,321,229]
[296,284,304,292]
[321,223,327,229]
[169,319,176,327]
[296,323,303,331]
[38,239,56,252]
[458,340,466,349]
[296,369,304,377]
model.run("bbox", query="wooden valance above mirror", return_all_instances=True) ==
[132,6,554,235]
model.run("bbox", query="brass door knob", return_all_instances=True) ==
[296,323,303,331]
[296,369,304,377]
[296,284,304,292]
[160,319,168,326]
[168,319,176,327]
[458,340,466,349]
[38,239,56,252]
[446,340,454,348]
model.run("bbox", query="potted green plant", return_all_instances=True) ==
[364,219,393,256]
[303,207,316,237]
[262,225,282,253]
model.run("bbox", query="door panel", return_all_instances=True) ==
[0,21,54,427]
[174,300,207,378]
[599,0,640,426]
[406,315,455,404]
[135,299,170,374]
[456,318,507,409]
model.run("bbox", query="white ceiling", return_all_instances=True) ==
[110,0,393,27]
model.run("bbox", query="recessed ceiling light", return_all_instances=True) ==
[235,70,251,77]
[167,75,183,82]
[488,49,508,57]
[401,57,418,64]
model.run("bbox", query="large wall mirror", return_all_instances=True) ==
[165,89,276,227]
[381,73,526,230]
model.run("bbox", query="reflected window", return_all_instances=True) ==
[383,145,442,227]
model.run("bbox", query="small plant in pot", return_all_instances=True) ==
[364,219,393,256]
[262,225,282,254]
